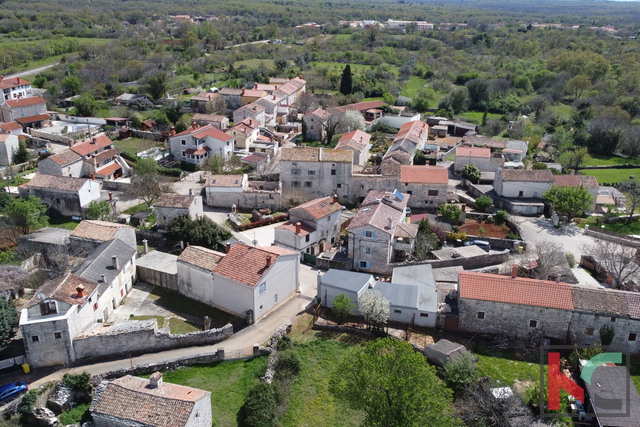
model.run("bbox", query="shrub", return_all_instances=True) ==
[475,195,493,213]
[477,227,486,237]
[565,252,576,268]
[275,351,302,381]
[17,390,39,417]
[505,233,519,240]
[532,162,548,170]
[158,167,182,177]
[441,352,478,392]
[180,161,199,172]
[59,403,91,424]
[62,372,92,396]
[243,382,277,427]
[446,231,467,242]
[496,210,509,224]
[485,215,495,224]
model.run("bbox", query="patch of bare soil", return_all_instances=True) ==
[460,220,509,238]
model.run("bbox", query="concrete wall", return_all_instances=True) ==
[0,134,18,166]
[137,265,178,292]
[495,177,552,198]
[177,262,215,308]
[389,305,433,328]
[274,227,314,253]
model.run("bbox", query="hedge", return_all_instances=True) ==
[158,167,182,177]
[236,214,289,231]
[180,161,199,172]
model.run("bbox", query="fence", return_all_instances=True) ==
[0,355,25,371]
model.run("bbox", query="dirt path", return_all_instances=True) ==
[5,62,59,78]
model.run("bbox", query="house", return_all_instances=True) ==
[503,140,529,162]
[192,113,229,130]
[241,153,269,170]
[1,96,47,123]
[20,238,137,368]
[0,76,32,102]
[346,189,413,274]
[399,165,448,208]
[18,227,71,257]
[452,121,478,137]
[226,118,260,150]
[0,121,22,136]
[343,100,386,117]
[597,186,627,212]
[203,174,247,207]
[274,195,342,256]
[335,130,372,166]
[38,149,84,178]
[154,193,203,230]
[493,168,554,215]
[240,88,267,105]
[91,373,212,427]
[176,243,299,323]
[272,76,306,106]
[0,134,18,166]
[140,119,157,131]
[113,93,150,106]
[454,147,504,174]
[250,136,279,157]
[218,88,243,110]
[461,135,508,152]
[190,92,217,113]
[302,108,332,141]
[553,175,599,212]
[280,147,353,203]
[317,269,376,311]
[18,174,102,218]
[69,220,137,253]
[233,102,266,127]
[169,123,234,166]
[382,121,429,165]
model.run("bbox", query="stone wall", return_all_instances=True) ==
[584,226,640,248]
[206,190,283,211]
[570,311,640,353]
[102,180,131,191]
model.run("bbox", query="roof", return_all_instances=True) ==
[0,77,30,90]
[0,121,21,131]
[395,121,428,145]
[155,193,196,209]
[178,245,224,271]
[92,375,209,427]
[191,92,216,102]
[86,148,120,164]
[498,168,554,183]
[15,114,50,124]
[321,269,374,293]
[141,119,156,128]
[304,108,331,120]
[571,287,630,317]
[19,227,71,246]
[392,263,437,289]
[347,189,409,232]
[281,147,320,162]
[219,88,243,96]
[69,134,114,156]
[228,118,260,134]
[76,239,137,290]
[344,100,386,111]
[400,165,448,184]
[290,196,342,220]
[241,89,267,98]
[43,149,83,166]
[335,130,371,151]
[192,113,227,123]
[273,77,305,96]
[394,222,419,239]
[96,162,121,177]
[375,281,418,308]
[553,175,599,189]
[458,271,573,310]
[456,147,491,158]
[26,273,98,308]
[4,96,45,108]
[241,154,267,164]
[462,135,507,149]
[275,221,314,236]
[205,174,244,187]
[184,147,210,155]
[583,366,640,427]
[27,174,88,192]
[320,149,352,163]
[213,243,296,287]
[174,124,233,141]
[71,220,133,242]
[254,83,277,92]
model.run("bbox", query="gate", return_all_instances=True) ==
[303,253,317,265]
[443,316,459,333]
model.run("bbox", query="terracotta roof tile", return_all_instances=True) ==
[627,293,640,319]
[27,174,88,192]
[219,88,242,96]
[347,189,408,232]
[71,220,133,242]
[290,196,342,220]
[4,96,45,108]
[344,100,386,111]
[395,121,428,145]
[174,124,233,140]
[205,174,244,187]
[178,245,224,271]
[321,149,353,163]
[462,135,507,149]
[26,273,97,308]
[498,169,554,183]
[69,134,114,156]
[336,130,371,151]
[400,165,448,184]
[15,114,50,124]
[0,121,21,131]
[84,148,120,164]
[275,221,313,236]
[394,222,419,238]
[0,77,30,90]
[96,162,121,177]
[213,243,295,287]
[456,147,491,158]
[571,287,629,316]
[458,271,573,310]
[273,77,305,96]
[192,113,227,123]
[191,91,217,102]
[554,175,599,188]
[155,193,196,209]
[241,154,267,164]
[44,149,82,166]
[93,375,209,427]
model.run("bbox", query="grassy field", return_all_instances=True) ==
[113,137,164,159]
[457,110,502,124]
[583,154,640,166]
[579,168,640,184]
[474,344,540,385]
[311,61,399,74]
[234,58,275,69]
[48,216,80,230]
[401,76,428,98]
[550,103,574,121]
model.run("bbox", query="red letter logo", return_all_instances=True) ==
[548,352,584,410]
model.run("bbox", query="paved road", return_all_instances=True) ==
[5,62,59,78]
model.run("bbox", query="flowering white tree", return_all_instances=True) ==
[358,289,390,330]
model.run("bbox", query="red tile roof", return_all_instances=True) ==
[15,114,50,124]
[96,162,121,177]
[347,189,408,232]
[553,175,599,189]
[395,120,428,144]
[205,174,244,187]
[458,271,574,310]
[26,273,97,308]
[275,220,314,236]
[456,147,491,158]
[184,147,211,155]
[47,149,82,166]
[71,220,133,242]
[345,100,386,111]
[400,165,448,184]
[228,118,260,134]
[69,134,114,156]
[336,130,371,151]
[0,121,21,131]
[4,96,45,108]
[241,154,267,164]
[178,245,223,271]
[85,148,120,165]
[175,124,233,141]
[0,77,30,90]
[213,243,296,287]
[290,196,342,220]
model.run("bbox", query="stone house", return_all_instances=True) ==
[399,165,448,209]
[346,189,414,274]
[461,135,508,152]
[226,118,260,150]
[240,88,267,105]
[169,123,234,166]
[0,76,32,102]
[302,108,331,141]
[91,373,212,427]
[0,134,18,166]
[274,195,342,256]
[19,174,102,218]
[503,139,529,162]
[553,175,599,213]
[38,149,84,178]
[69,220,137,253]
[192,113,229,130]
[218,88,243,110]
[335,130,372,166]
[382,120,429,165]
[233,102,266,127]
[153,193,203,230]
[20,238,137,368]
[454,147,504,174]
[272,76,306,106]
[0,95,46,123]
[177,243,299,323]
[190,92,217,113]
[203,174,247,207]
[0,121,22,135]
[280,147,353,204]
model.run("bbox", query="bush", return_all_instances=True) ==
[532,162,548,170]
[17,390,39,417]
[496,210,509,224]
[243,382,277,427]
[505,233,519,240]
[565,252,576,268]
[180,161,199,172]
[446,231,467,243]
[157,167,182,177]
[62,372,92,396]
[485,215,495,224]
[475,195,493,213]
[59,403,91,424]
[441,352,478,392]
[275,351,302,381]
[119,151,140,163]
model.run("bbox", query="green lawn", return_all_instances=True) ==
[123,202,150,215]
[130,315,166,327]
[550,103,574,121]
[113,138,165,159]
[583,154,640,167]
[311,61,398,74]
[169,317,201,334]
[401,76,428,98]
[48,216,80,230]
[234,58,275,69]
[579,169,640,184]
[474,344,540,386]
[457,111,502,124]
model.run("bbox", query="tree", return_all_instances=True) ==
[339,64,353,96]
[329,338,459,427]
[441,352,479,392]
[619,127,640,159]
[332,294,354,324]
[145,72,168,100]
[0,297,18,353]
[357,289,389,331]
[86,200,111,220]
[321,113,344,145]
[583,240,640,290]
[341,109,365,133]
[556,147,591,171]
[73,94,97,117]
[1,196,48,242]
[465,79,489,110]
[413,219,443,261]
[617,179,640,223]
[296,92,316,115]
[243,382,277,427]
[0,192,12,209]
[439,204,463,225]
[565,75,592,101]
[163,100,183,126]
[599,324,615,346]
[515,240,566,281]
[462,164,481,184]
[125,159,169,207]
[168,215,232,250]
[475,195,493,213]
[60,75,83,96]
[14,141,30,164]
[543,185,593,222]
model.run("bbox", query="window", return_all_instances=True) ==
[407,191,412,195]
[39,301,57,315]
[291,168,301,175]
[394,309,402,314]
[363,230,374,238]
[359,261,370,269]
[56,198,60,204]
[586,327,594,336]
[331,169,336,176]
[428,190,438,196]
[54,332,62,339]
[477,312,485,319]
[327,215,331,221]
[360,185,364,189]
[259,305,263,311]
[308,170,316,175]
[361,247,374,255]
[629,333,637,341]
[337,183,342,188]
[304,181,312,188]
[181,139,186,145]
[611,317,617,322]
[518,191,524,197]
[31,336,39,343]
[181,151,186,157]
[93,302,99,311]
[529,320,538,328]
[291,181,300,188]
[419,313,429,318]
[259,282,267,295]
[305,235,310,242]
[274,294,278,303]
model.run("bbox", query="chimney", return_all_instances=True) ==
[254,83,258,89]
[101,274,106,282]
[556,274,562,283]
[143,239,148,254]
[112,255,120,269]
[192,122,198,130]
[149,372,163,389]
[332,194,338,204]
[90,172,95,180]
[511,264,518,279]
[68,140,74,148]
[387,217,393,229]
[225,243,231,253]
[76,285,85,297]
[170,126,176,136]
[189,188,193,196]
[109,192,113,201]
[266,255,272,267]
[91,137,96,144]
[295,222,301,234]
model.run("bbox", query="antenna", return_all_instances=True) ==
[36,293,46,300]
[252,231,258,247]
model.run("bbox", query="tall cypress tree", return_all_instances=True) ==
[340,64,353,95]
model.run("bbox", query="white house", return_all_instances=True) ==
[19,174,102,217]
[503,140,529,163]
[203,174,248,207]
[169,123,235,166]
[0,76,32,102]
[493,168,554,199]
[153,193,203,230]
[0,121,22,135]
[0,133,18,166]
[176,243,299,323]
[454,146,504,174]
[225,118,260,151]
[335,130,372,166]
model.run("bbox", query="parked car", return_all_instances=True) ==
[405,207,411,216]
[464,240,491,252]
[0,381,28,403]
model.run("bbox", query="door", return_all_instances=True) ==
[443,316,459,332]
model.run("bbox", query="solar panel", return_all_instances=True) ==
[392,189,404,201]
